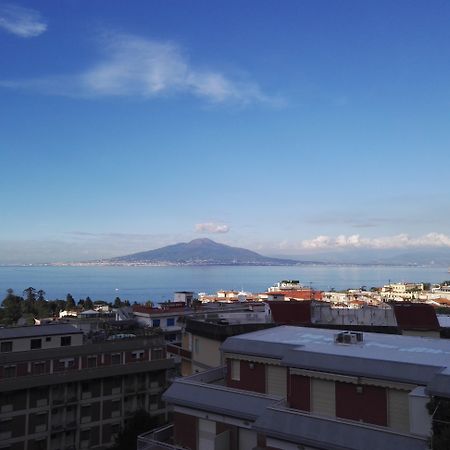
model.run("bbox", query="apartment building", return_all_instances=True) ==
[0,324,174,450]
[138,325,450,450]
[381,283,424,301]
[169,305,274,376]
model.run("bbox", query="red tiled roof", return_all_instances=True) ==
[274,290,323,300]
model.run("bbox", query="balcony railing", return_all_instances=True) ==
[137,425,185,450]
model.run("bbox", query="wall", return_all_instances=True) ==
[2,333,83,353]
[226,359,266,393]
[335,382,387,426]
[174,412,197,449]
[192,335,222,371]
[288,374,310,411]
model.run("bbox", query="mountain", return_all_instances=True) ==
[109,238,299,266]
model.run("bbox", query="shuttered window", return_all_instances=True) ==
[266,365,287,397]
[388,389,410,432]
[311,379,335,417]
[230,360,240,381]
[198,419,215,450]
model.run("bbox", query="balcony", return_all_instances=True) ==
[137,425,185,450]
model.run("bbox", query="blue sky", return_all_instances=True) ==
[1,0,450,263]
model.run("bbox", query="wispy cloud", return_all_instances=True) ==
[195,222,230,234]
[298,232,450,250]
[0,4,47,38]
[1,32,281,105]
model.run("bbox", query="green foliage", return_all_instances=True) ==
[1,289,23,324]
[112,409,157,450]
[84,296,94,310]
[22,287,37,314]
[428,397,450,450]
[65,293,76,310]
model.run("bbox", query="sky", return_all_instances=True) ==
[1,0,450,263]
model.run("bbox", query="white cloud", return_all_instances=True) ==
[0,4,47,38]
[299,232,450,250]
[1,32,281,105]
[195,222,230,234]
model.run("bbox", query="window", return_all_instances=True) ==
[194,338,199,354]
[61,336,72,347]
[231,360,240,381]
[0,418,12,440]
[152,348,163,360]
[33,361,46,375]
[152,319,160,327]
[111,400,121,417]
[111,353,121,365]
[45,337,51,342]
[0,341,12,353]
[59,358,75,370]
[87,356,97,368]
[3,365,16,378]
[30,339,42,349]
[167,318,175,326]
[81,405,91,423]
[132,350,144,360]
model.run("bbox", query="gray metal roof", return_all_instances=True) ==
[164,373,429,450]
[163,379,280,421]
[0,324,82,340]
[253,406,428,450]
[221,326,450,385]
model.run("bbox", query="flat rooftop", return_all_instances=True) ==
[222,326,450,388]
[0,324,82,340]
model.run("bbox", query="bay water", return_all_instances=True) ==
[0,265,449,303]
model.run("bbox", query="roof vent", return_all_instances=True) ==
[334,331,363,345]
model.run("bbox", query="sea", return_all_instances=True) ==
[0,265,449,303]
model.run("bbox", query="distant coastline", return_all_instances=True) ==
[0,261,447,268]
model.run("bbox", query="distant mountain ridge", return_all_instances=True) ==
[109,238,299,266]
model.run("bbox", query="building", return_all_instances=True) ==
[0,324,174,450]
[139,325,450,450]
[381,283,424,301]
[169,303,274,376]
[268,280,305,292]
[267,300,441,338]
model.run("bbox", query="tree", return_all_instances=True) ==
[2,289,23,324]
[112,409,157,450]
[84,297,94,310]
[22,287,37,314]
[428,397,450,450]
[65,294,76,310]
[114,297,122,308]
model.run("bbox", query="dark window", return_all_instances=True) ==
[33,362,46,374]
[87,356,97,368]
[61,336,72,347]
[132,350,144,360]
[45,337,51,342]
[0,341,12,352]
[152,319,160,327]
[4,365,16,378]
[31,339,42,349]
[111,353,121,365]
[153,348,163,360]
[167,318,175,326]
